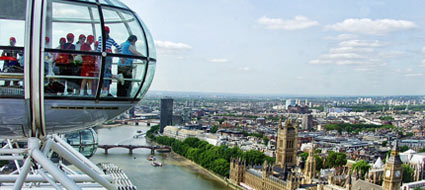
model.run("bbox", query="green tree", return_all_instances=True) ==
[211,159,230,177]
[352,160,370,179]
[402,164,414,183]
[300,152,309,161]
[315,155,324,171]
[210,125,219,133]
[400,145,409,152]
[242,150,266,165]
[262,136,269,145]
[382,141,387,147]
[325,151,347,168]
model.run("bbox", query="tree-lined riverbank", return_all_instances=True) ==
[147,125,275,177]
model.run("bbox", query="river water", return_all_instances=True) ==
[90,125,230,190]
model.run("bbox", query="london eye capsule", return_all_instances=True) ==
[0,0,156,138]
[63,128,98,158]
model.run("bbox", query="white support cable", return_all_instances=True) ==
[0,156,24,160]
[29,138,81,190]
[50,141,116,190]
[0,149,27,154]
[7,139,21,174]
[42,139,53,155]
[12,157,33,190]
[38,169,62,190]
[59,162,78,175]
[0,174,113,182]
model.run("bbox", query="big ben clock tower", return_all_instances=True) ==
[382,138,402,190]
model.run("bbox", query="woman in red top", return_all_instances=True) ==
[79,35,95,96]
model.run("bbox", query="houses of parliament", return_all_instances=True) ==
[229,119,403,190]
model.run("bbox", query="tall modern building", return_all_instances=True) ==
[285,99,296,110]
[302,114,313,131]
[160,97,173,133]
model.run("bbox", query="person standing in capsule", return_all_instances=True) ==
[118,35,144,97]
[96,26,122,96]
[80,35,95,96]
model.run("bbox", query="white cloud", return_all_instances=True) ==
[309,39,389,66]
[329,47,374,54]
[208,58,229,63]
[257,16,319,30]
[339,40,383,48]
[423,47,425,53]
[420,59,425,67]
[325,34,358,41]
[326,18,416,35]
[154,40,192,51]
[320,53,364,59]
[309,59,369,65]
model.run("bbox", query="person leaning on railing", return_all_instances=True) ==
[1,37,21,87]
[117,35,144,97]
[96,26,122,96]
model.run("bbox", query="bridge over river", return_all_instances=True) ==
[98,145,171,155]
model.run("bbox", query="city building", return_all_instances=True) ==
[229,119,310,190]
[302,114,313,131]
[160,97,173,133]
[321,138,403,190]
[286,99,296,110]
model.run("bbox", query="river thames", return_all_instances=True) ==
[90,125,230,190]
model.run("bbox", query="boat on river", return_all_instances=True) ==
[151,161,162,167]
[147,155,156,161]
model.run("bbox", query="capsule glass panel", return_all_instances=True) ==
[139,19,156,60]
[99,7,148,99]
[0,0,27,97]
[44,0,102,98]
[137,61,156,98]
[99,0,129,9]
[45,53,101,97]
[63,128,98,158]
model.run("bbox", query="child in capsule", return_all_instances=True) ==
[80,35,95,96]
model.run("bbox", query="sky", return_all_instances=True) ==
[6,0,425,96]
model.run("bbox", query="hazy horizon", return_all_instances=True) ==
[146,90,425,98]
[122,1,425,95]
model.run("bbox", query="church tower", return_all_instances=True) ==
[303,141,316,184]
[382,138,402,190]
[276,118,298,169]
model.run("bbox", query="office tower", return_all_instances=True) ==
[302,114,313,131]
[160,97,173,133]
[285,99,296,110]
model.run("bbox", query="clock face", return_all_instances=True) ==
[386,170,391,177]
[395,170,401,178]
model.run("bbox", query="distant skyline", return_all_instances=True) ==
[124,0,425,96]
